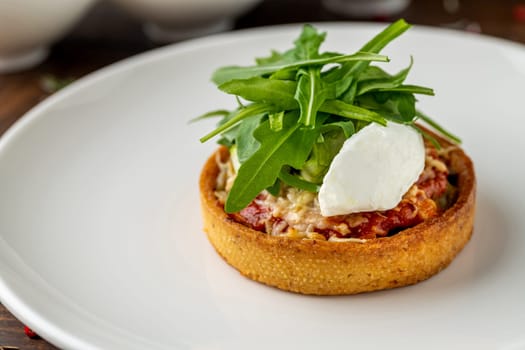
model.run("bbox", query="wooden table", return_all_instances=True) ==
[1,0,524,348]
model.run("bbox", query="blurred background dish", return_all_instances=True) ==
[0,0,97,74]
[109,0,263,42]
[322,0,411,18]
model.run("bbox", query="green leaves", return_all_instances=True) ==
[319,99,387,125]
[324,18,411,92]
[200,103,274,142]
[225,112,322,213]
[416,109,461,144]
[292,25,329,127]
[236,114,263,162]
[293,24,326,60]
[212,52,388,85]
[295,67,328,127]
[356,57,413,96]
[219,77,297,109]
[198,20,461,213]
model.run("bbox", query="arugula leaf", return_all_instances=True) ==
[411,124,441,149]
[354,58,434,96]
[356,57,413,95]
[320,120,355,138]
[225,111,321,213]
[295,67,328,127]
[236,114,264,163]
[293,24,326,60]
[319,99,387,125]
[356,92,417,123]
[270,68,298,80]
[200,103,275,142]
[292,25,328,128]
[212,52,388,85]
[330,76,354,98]
[340,80,358,104]
[190,109,230,123]
[378,84,434,95]
[416,109,461,144]
[395,93,417,121]
[217,126,239,147]
[214,109,242,147]
[361,19,411,52]
[356,66,391,81]
[255,49,295,66]
[324,19,411,94]
[219,77,297,109]
[266,178,281,196]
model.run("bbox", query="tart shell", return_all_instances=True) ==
[199,141,476,295]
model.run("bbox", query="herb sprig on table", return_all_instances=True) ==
[198,19,460,213]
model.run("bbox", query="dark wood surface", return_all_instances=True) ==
[1,0,524,348]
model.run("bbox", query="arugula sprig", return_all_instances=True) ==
[198,19,460,213]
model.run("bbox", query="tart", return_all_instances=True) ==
[199,135,475,295]
[196,20,476,295]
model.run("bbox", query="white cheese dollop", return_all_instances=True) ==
[318,122,425,216]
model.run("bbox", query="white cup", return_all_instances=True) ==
[0,0,96,73]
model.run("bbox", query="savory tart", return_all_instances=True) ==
[196,19,476,295]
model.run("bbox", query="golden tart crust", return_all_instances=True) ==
[199,138,476,295]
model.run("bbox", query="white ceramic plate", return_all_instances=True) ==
[1,23,524,350]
